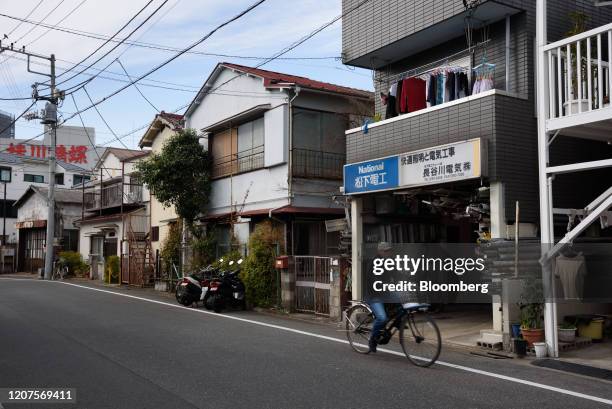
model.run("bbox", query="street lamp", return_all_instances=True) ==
[0,167,11,245]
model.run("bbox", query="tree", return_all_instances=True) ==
[137,129,212,231]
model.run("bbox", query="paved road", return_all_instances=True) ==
[1,279,611,409]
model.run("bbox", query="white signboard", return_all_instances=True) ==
[398,138,484,188]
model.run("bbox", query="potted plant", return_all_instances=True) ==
[563,11,591,115]
[520,303,545,346]
[558,321,577,343]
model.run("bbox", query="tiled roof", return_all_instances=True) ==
[220,62,373,99]
[106,147,148,161]
[158,112,184,129]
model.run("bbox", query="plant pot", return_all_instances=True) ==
[558,327,577,343]
[563,99,589,115]
[511,323,522,339]
[533,342,548,358]
[521,328,544,347]
[513,338,527,357]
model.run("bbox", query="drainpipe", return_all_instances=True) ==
[287,86,300,204]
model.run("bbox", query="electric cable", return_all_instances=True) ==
[82,87,129,149]
[116,59,159,112]
[55,0,157,84]
[0,11,338,61]
[3,0,44,37]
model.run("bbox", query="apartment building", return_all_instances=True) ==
[341,0,612,350]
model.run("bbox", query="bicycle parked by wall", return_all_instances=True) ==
[345,302,441,367]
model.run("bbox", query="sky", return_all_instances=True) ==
[0,0,373,148]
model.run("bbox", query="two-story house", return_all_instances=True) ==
[341,1,612,351]
[184,62,373,314]
[78,148,152,285]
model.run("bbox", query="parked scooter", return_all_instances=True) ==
[175,265,218,306]
[205,259,246,313]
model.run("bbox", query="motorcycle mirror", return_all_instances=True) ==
[237,259,243,265]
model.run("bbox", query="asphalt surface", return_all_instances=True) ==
[1,278,611,409]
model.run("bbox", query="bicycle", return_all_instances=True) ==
[345,302,442,367]
[51,259,69,281]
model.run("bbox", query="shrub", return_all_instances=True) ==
[58,251,89,277]
[105,255,120,284]
[160,221,182,274]
[240,221,283,308]
[190,228,217,270]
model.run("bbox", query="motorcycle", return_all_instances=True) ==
[205,259,246,313]
[175,265,218,307]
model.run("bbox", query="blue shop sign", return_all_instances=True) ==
[343,156,399,194]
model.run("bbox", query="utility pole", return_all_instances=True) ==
[43,54,57,280]
[0,43,63,280]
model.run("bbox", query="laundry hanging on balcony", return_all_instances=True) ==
[471,58,496,95]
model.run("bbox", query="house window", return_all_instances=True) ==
[211,128,238,178]
[73,174,91,186]
[292,108,347,179]
[55,173,64,185]
[237,117,264,172]
[151,226,159,242]
[24,174,44,183]
[211,117,265,178]
[0,166,11,183]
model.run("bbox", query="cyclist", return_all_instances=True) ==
[367,241,393,353]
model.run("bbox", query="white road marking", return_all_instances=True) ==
[4,278,612,406]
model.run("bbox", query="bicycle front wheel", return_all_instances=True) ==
[345,304,374,354]
[399,313,441,367]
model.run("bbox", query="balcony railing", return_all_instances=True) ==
[84,181,144,211]
[212,149,264,179]
[292,148,345,180]
[544,22,612,122]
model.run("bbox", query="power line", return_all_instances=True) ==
[191,0,371,108]
[99,0,370,147]
[14,0,89,55]
[55,0,158,84]
[116,59,158,112]
[0,101,36,137]
[54,0,266,121]
[70,93,113,179]
[82,87,129,149]
[0,11,339,61]
[57,1,174,96]
[10,0,67,45]
[4,0,44,37]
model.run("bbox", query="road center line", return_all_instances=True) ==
[4,279,612,406]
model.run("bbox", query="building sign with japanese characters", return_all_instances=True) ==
[398,138,483,187]
[5,143,89,164]
[343,156,399,194]
[344,138,484,195]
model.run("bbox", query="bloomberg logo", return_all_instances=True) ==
[344,156,399,194]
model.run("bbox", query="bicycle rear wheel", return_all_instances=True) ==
[399,312,441,367]
[345,304,374,354]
